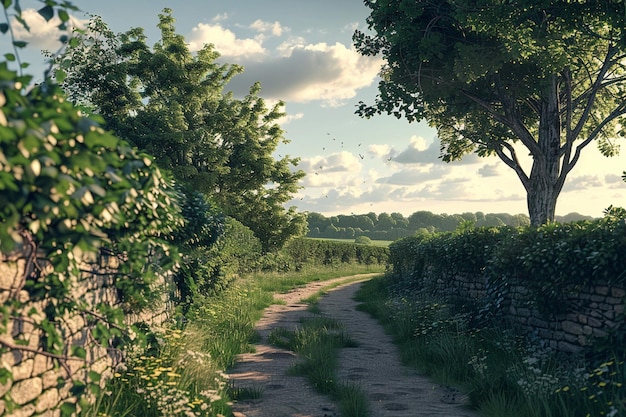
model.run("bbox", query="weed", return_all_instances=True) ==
[82,266,374,417]
[356,275,626,417]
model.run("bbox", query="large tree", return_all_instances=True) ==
[57,9,306,250]
[354,0,626,225]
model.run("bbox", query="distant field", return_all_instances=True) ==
[306,237,393,247]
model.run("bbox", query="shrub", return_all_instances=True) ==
[0,61,182,412]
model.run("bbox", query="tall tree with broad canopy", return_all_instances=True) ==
[56,9,306,250]
[354,0,626,225]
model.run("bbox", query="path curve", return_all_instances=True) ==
[227,275,480,417]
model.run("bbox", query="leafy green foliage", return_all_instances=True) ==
[489,211,626,314]
[0,56,182,411]
[355,1,626,225]
[307,210,537,240]
[358,272,626,417]
[185,216,261,298]
[281,238,389,271]
[388,210,626,317]
[56,9,306,251]
[354,236,372,245]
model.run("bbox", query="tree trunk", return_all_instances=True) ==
[527,76,562,227]
[527,179,558,226]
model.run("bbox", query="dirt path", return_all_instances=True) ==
[227,275,480,417]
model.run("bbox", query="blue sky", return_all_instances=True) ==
[4,0,626,218]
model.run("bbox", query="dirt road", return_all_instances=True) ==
[227,275,480,417]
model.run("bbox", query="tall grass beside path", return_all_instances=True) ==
[355,275,626,417]
[80,264,383,417]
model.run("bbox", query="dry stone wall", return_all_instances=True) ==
[0,245,174,417]
[429,271,625,354]
[506,283,625,353]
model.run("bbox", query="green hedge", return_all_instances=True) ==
[281,237,389,271]
[488,209,626,310]
[388,209,626,314]
[388,227,512,283]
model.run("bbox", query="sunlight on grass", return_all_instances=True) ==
[270,316,369,417]
[81,265,378,417]
[356,275,626,417]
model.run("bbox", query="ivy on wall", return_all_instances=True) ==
[388,210,626,318]
[0,57,183,414]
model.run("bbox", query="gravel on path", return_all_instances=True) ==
[227,275,480,417]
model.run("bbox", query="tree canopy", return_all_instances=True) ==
[305,210,552,240]
[57,9,306,251]
[354,0,626,225]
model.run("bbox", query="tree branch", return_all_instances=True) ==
[459,88,541,156]
[570,44,619,141]
[494,141,530,189]
[0,338,82,377]
[566,101,626,176]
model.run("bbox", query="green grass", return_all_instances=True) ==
[307,237,393,247]
[301,274,375,309]
[252,263,384,294]
[81,265,379,417]
[355,275,626,417]
[269,316,369,417]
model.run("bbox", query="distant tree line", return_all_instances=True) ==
[306,211,595,241]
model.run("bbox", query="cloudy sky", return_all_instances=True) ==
[4,0,626,218]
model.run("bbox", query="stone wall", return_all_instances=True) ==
[425,270,625,354]
[0,244,174,417]
[505,283,625,353]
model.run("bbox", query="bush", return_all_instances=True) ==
[282,238,389,271]
[354,236,372,245]
[0,61,182,411]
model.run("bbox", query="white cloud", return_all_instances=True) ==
[188,23,266,58]
[562,174,606,192]
[343,22,360,33]
[277,112,304,125]
[249,19,286,37]
[605,173,624,188]
[276,37,307,55]
[378,166,449,186]
[478,164,502,177]
[212,13,229,22]
[367,144,396,160]
[393,136,441,164]
[298,151,365,187]
[225,42,382,106]
[11,8,86,51]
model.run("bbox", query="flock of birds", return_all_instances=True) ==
[293,132,395,204]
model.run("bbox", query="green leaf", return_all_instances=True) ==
[84,131,118,149]
[0,23,9,34]
[69,380,86,396]
[55,68,66,83]
[58,9,69,22]
[89,383,101,396]
[60,402,77,417]
[0,367,11,384]
[1,0,12,9]
[14,14,28,31]
[37,5,54,22]
[88,370,101,382]
[72,346,86,359]
[12,40,27,49]
[4,53,15,62]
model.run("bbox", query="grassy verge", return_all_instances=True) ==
[355,275,626,417]
[306,237,393,247]
[80,264,382,417]
[268,317,369,417]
